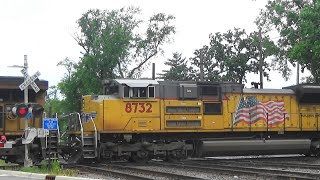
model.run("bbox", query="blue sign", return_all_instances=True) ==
[43,118,58,130]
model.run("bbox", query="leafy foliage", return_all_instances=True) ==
[218,28,254,83]
[44,86,65,117]
[190,28,277,84]
[58,7,175,112]
[128,13,176,78]
[190,44,222,82]
[158,52,192,81]
[74,7,175,79]
[248,30,279,81]
[257,0,320,82]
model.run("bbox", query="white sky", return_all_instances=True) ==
[0,0,309,89]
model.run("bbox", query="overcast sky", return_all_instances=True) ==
[0,0,309,89]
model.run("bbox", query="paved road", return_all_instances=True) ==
[0,174,42,179]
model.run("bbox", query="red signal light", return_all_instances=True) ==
[19,108,27,115]
[12,104,29,118]
[11,103,44,118]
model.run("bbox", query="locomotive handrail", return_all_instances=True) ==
[59,112,84,147]
[55,113,60,144]
[89,116,98,157]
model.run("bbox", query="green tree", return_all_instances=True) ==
[218,28,254,83]
[158,52,192,81]
[74,7,175,79]
[190,44,222,82]
[45,86,65,117]
[289,0,320,83]
[59,7,175,112]
[257,0,320,83]
[56,57,83,113]
[191,28,277,84]
[248,30,279,82]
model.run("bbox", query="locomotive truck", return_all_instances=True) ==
[63,79,320,163]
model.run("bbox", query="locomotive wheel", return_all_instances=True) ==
[129,151,149,163]
[166,150,185,162]
[304,153,312,157]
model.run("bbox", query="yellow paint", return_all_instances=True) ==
[0,91,46,135]
[81,92,320,134]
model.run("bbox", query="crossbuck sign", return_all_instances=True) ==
[19,69,41,93]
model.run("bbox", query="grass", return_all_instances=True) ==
[0,159,14,166]
[20,160,77,176]
[0,159,19,169]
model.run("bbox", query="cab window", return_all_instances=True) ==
[124,86,129,98]
[148,86,155,98]
[132,87,147,98]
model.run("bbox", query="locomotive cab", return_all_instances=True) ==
[102,79,157,99]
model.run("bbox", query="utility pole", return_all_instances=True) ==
[296,62,300,85]
[200,51,204,82]
[23,55,32,167]
[258,28,264,89]
[8,55,41,167]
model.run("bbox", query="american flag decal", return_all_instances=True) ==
[233,96,289,126]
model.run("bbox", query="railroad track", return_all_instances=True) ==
[188,155,310,162]
[76,163,206,180]
[150,161,320,180]
[75,164,152,180]
[216,159,320,170]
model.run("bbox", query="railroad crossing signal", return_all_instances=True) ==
[19,69,41,93]
[11,104,29,118]
[10,103,44,119]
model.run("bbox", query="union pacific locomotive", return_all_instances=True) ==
[64,79,320,162]
[0,76,48,163]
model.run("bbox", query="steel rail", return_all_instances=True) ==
[150,161,320,180]
[100,163,205,180]
[75,164,153,180]
[217,160,320,170]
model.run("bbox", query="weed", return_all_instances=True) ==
[20,160,77,176]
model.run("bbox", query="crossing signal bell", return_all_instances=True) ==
[11,103,44,118]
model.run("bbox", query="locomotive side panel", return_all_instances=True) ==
[299,104,320,130]
[163,100,203,130]
[203,101,224,130]
[231,91,300,132]
[104,99,161,131]
[81,95,103,132]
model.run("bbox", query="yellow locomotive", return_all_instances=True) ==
[65,79,320,162]
[0,76,48,163]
